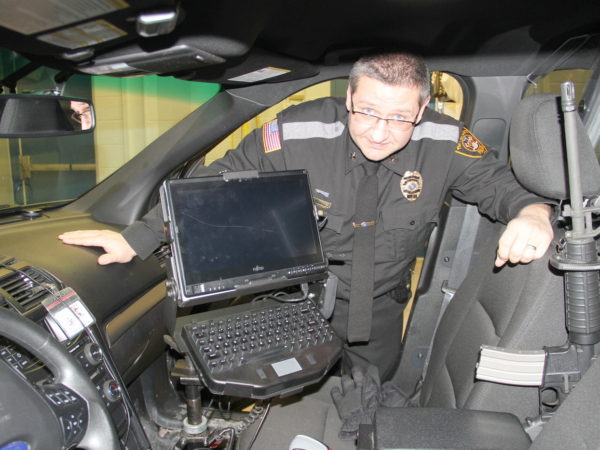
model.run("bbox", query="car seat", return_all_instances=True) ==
[373,91,600,449]
[239,92,597,449]
[240,219,565,449]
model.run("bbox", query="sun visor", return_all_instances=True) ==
[173,49,320,87]
[76,36,251,77]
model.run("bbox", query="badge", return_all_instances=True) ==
[455,127,488,158]
[400,171,423,202]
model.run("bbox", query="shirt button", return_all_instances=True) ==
[409,220,416,225]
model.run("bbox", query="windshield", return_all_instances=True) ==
[0,49,220,210]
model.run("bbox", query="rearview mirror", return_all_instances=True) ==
[0,94,95,137]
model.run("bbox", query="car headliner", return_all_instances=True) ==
[0,0,598,86]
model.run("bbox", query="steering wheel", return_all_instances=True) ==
[0,307,119,450]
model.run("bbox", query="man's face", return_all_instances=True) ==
[70,101,92,130]
[346,76,430,161]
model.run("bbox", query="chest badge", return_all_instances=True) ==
[400,171,423,202]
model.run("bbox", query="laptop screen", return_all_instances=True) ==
[160,170,327,307]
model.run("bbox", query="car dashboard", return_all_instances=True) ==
[0,210,169,448]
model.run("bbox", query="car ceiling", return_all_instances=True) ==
[0,0,598,86]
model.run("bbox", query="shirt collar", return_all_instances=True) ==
[345,137,369,174]
[345,136,408,176]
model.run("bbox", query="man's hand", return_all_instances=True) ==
[58,230,137,265]
[495,203,553,267]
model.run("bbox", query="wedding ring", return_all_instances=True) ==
[526,243,537,251]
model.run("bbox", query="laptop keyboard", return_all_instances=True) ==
[177,299,342,398]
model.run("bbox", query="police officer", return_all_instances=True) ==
[58,52,553,381]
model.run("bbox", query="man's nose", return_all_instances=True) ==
[370,118,389,141]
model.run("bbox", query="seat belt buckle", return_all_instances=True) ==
[440,280,456,298]
[476,345,546,386]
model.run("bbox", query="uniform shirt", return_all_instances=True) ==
[123,97,544,300]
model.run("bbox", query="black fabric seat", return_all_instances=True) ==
[414,219,565,419]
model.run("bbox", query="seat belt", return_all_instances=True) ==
[420,203,481,380]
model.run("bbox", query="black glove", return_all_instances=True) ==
[330,365,381,440]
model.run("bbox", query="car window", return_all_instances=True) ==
[524,68,597,156]
[205,81,333,165]
[430,72,463,120]
[524,69,592,106]
[91,75,219,182]
[0,49,220,209]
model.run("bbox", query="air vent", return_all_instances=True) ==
[0,263,58,314]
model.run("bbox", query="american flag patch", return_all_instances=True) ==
[262,119,282,153]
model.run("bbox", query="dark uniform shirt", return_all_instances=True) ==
[124,97,543,302]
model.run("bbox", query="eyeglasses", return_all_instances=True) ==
[350,98,417,132]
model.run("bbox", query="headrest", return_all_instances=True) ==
[509,94,600,200]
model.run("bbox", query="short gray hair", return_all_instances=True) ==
[349,52,431,105]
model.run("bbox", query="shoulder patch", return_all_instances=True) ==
[455,128,488,158]
[262,119,282,153]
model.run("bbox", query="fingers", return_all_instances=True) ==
[495,230,531,267]
[331,386,342,403]
[364,364,381,384]
[58,229,137,265]
[350,366,364,386]
[498,234,551,266]
[495,234,538,267]
[340,373,356,393]
[495,246,536,267]
[336,367,367,394]
[495,217,553,267]
[97,252,121,266]
[58,229,113,246]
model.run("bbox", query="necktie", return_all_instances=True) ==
[347,161,379,343]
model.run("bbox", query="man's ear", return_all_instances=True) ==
[345,85,353,111]
[416,95,431,123]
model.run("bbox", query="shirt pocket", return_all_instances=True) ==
[381,205,439,262]
[319,211,352,262]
